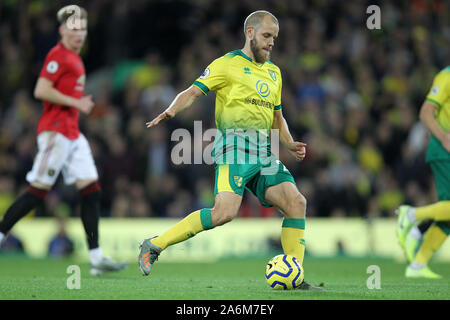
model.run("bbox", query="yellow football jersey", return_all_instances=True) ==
[193,50,282,162]
[193,49,282,133]
[426,66,450,131]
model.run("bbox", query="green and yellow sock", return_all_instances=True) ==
[281,218,306,265]
[414,201,450,222]
[151,208,213,250]
[414,223,448,265]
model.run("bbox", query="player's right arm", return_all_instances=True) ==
[146,56,227,128]
[34,77,94,114]
[419,70,450,152]
[146,85,203,128]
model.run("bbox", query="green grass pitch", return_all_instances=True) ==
[0,255,448,300]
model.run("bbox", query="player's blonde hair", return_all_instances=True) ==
[57,5,87,25]
[243,10,278,34]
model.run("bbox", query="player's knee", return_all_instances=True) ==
[76,179,99,191]
[210,206,237,227]
[30,181,52,191]
[210,192,242,226]
[285,193,307,219]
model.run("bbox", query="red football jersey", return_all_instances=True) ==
[37,42,85,139]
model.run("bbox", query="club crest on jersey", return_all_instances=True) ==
[233,176,243,188]
[256,80,270,98]
[199,68,210,79]
[268,70,277,81]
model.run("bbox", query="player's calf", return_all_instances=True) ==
[79,181,101,250]
[0,185,49,234]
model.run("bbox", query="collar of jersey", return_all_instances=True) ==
[237,50,265,68]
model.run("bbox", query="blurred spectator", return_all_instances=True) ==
[48,218,74,258]
[0,233,25,254]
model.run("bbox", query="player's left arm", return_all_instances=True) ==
[272,109,306,162]
[420,69,450,152]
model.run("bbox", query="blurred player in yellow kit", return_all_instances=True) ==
[396,66,450,278]
[139,10,322,290]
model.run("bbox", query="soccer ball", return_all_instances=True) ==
[265,254,304,290]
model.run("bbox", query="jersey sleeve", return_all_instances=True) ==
[274,70,282,111]
[426,69,450,109]
[39,50,65,83]
[192,56,228,95]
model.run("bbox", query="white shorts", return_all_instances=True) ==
[26,131,99,186]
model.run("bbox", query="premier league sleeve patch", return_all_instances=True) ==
[199,68,210,79]
[430,85,439,95]
[46,61,59,74]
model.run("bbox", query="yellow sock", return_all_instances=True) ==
[414,223,447,265]
[281,218,306,265]
[151,208,213,250]
[414,201,450,221]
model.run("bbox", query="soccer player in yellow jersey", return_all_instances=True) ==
[139,10,321,290]
[396,66,450,278]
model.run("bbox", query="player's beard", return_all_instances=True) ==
[250,38,270,63]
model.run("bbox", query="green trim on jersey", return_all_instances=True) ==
[193,80,209,95]
[226,49,252,62]
[225,49,276,67]
[426,97,441,108]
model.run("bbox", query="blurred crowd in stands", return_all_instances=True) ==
[0,0,449,222]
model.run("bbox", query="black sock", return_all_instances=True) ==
[418,219,433,234]
[0,186,48,234]
[80,182,101,250]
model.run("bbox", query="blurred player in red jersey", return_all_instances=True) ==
[0,5,127,275]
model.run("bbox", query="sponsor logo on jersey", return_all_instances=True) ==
[256,80,271,98]
[244,97,274,109]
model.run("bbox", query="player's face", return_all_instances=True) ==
[250,17,279,63]
[60,18,87,52]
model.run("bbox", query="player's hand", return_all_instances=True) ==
[146,109,175,128]
[77,95,95,114]
[440,133,450,152]
[287,141,307,162]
